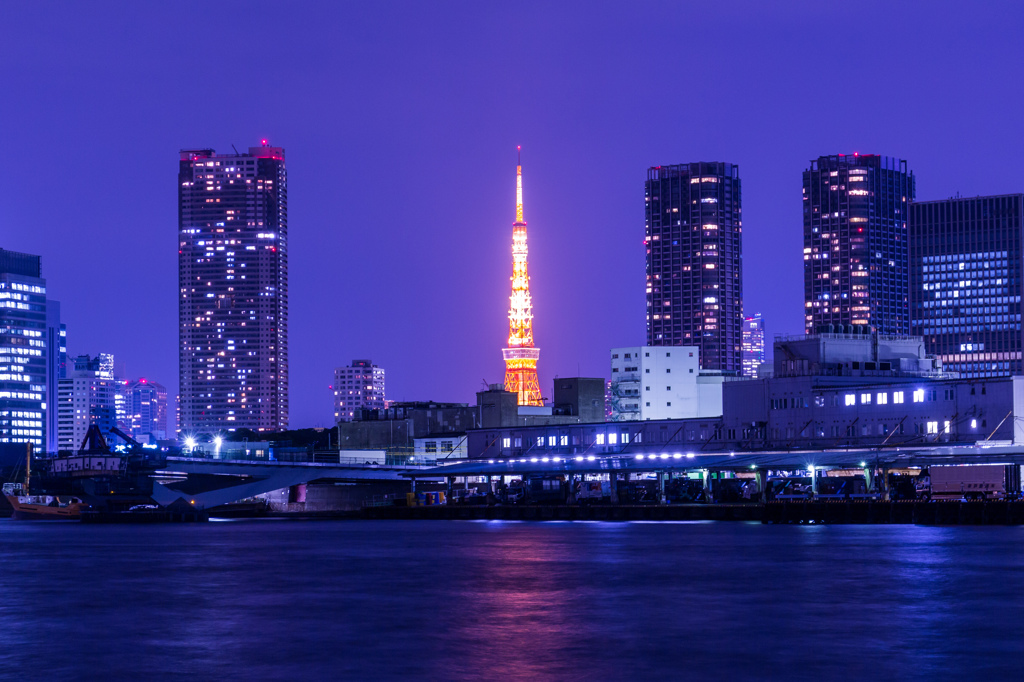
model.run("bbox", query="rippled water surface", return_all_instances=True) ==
[1,519,1023,681]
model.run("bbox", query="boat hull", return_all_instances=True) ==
[6,495,87,520]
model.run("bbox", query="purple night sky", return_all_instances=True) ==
[2,2,1022,428]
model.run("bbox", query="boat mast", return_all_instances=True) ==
[24,442,31,492]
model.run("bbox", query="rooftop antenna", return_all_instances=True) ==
[231,144,240,155]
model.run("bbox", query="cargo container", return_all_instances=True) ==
[925,464,1021,501]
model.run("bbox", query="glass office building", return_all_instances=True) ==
[0,249,48,449]
[910,194,1024,377]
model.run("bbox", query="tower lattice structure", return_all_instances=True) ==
[502,147,543,406]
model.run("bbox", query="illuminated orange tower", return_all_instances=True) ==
[502,147,543,406]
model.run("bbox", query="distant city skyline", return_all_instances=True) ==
[2,3,1022,428]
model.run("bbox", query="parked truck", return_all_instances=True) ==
[924,464,1021,501]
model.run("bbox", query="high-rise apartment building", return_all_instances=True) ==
[124,378,168,441]
[646,163,743,372]
[333,360,385,422]
[0,249,48,449]
[57,353,117,451]
[910,194,1024,378]
[45,300,66,452]
[741,313,765,378]
[803,154,914,335]
[178,142,289,433]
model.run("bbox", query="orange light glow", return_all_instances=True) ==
[503,148,542,406]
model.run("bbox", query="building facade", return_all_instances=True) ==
[609,346,725,421]
[338,401,479,459]
[910,194,1024,378]
[646,163,743,371]
[333,360,385,422]
[125,378,168,441]
[57,354,118,451]
[552,377,606,422]
[741,313,765,378]
[0,249,48,449]
[467,333,1024,460]
[803,154,915,335]
[45,300,66,452]
[178,142,289,433]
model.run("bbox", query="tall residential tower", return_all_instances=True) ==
[178,142,289,433]
[645,163,743,372]
[803,154,914,335]
[502,148,542,406]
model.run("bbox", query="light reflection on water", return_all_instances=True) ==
[0,520,1022,681]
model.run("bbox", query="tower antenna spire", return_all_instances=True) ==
[515,146,525,225]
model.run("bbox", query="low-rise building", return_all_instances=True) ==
[467,333,1024,458]
[338,401,478,459]
[609,346,730,421]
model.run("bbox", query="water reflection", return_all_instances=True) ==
[1,520,1022,680]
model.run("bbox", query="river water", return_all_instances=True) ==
[1,519,1022,681]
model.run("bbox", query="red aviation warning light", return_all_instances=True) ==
[502,147,543,406]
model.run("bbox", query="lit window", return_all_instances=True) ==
[913,389,925,403]
[971,419,978,429]
[596,433,605,445]
[608,433,618,445]
[560,435,568,446]
[926,421,938,434]
[877,393,888,405]
[548,436,556,447]
[502,437,511,448]
[845,394,856,406]
[893,391,904,404]
[860,393,871,404]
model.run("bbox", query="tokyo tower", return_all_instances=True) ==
[502,147,543,406]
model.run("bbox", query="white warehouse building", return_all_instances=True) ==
[609,346,729,421]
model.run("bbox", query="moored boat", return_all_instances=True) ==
[6,494,87,520]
